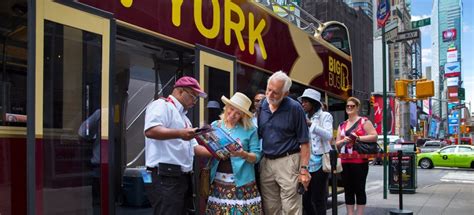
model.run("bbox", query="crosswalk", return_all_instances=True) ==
[440,171,474,184]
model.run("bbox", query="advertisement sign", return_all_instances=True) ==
[446,77,459,87]
[373,95,396,135]
[447,50,458,63]
[448,87,459,102]
[444,61,460,77]
[442,28,457,42]
[377,0,391,28]
[422,99,430,114]
[428,118,439,138]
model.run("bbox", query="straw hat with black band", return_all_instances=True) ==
[221,92,253,117]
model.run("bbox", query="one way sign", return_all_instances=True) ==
[395,29,420,42]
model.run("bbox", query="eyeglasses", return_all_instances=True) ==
[184,89,199,103]
[346,104,356,109]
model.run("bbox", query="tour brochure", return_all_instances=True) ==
[195,126,241,160]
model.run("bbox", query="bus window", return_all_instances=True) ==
[0,1,28,127]
[321,23,351,56]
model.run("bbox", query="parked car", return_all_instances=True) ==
[417,145,474,169]
[419,140,449,153]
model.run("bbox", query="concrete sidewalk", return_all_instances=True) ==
[327,182,474,215]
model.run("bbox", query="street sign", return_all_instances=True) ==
[375,19,398,37]
[395,29,420,42]
[385,28,399,43]
[411,18,431,29]
[458,87,465,100]
[377,0,391,28]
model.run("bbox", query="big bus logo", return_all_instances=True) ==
[328,56,350,92]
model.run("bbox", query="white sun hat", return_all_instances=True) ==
[221,92,253,117]
[298,88,323,106]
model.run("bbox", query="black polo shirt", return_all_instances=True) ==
[258,97,310,156]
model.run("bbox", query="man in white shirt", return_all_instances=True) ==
[144,76,210,215]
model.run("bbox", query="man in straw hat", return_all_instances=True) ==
[298,88,333,215]
[205,92,263,214]
[144,76,212,215]
[257,71,311,214]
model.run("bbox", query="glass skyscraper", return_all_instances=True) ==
[431,0,463,137]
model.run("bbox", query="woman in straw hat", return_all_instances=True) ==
[205,92,263,214]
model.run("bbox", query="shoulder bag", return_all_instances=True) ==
[352,118,383,154]
[316,115,342,173]
[199,158,212,198]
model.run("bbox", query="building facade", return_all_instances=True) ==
[431,0,463,138]
[344,0,374,19]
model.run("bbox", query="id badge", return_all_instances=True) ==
[140,169,152,184]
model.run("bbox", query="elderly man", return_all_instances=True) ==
[144,76,211,215]
[257,71,311,214]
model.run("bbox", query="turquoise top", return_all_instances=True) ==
[209,120,262,187]
[309,154,323,173]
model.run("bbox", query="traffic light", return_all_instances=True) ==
[395,80,408,98]
[467,126,471,133]
[416,80,434,98]
[370,96,375,106]
[460,125,466,133]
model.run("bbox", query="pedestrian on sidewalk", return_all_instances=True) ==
[257,71,311,214]
[205,92,263,214]
[298,89,333,215]
[335,97,378,215]
[143,76,212,215]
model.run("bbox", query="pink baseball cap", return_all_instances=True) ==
[174,76,207,98]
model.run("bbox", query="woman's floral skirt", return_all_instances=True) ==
[206,172,263,215]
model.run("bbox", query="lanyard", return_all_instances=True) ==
[162,96,190,128]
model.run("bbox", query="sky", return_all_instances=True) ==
[410,0,474,111]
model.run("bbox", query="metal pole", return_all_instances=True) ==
[458,107,462,144]
[382,25,388,199]
[398,150,403,210]
[330,149,338,215]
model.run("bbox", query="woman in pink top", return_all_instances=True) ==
[335,97,377,215]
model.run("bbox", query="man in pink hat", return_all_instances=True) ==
[144,76,212,215]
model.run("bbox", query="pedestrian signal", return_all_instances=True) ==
[395,80,408,98]
[416,80,434,98]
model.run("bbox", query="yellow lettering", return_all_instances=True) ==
[120,0,133,8]
[328,55,349,91]
[248,13,267,59]
[341,64,350,91]
[329,73,334,87]
[329,56,334,72]
[224,0,245,51]
[171,0,184,27]
[194,0,220,39]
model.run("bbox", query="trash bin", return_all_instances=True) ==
[122,167,151,207]
[388,141,417,194]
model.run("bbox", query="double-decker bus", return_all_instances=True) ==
[0,0,352,214]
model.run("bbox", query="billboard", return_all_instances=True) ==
[447,50,458,63]
[446,77,459,87]
[428,117,440,138]
[444,61,460,77]
[373,95,396,135]
[422,99,430,114]
[447,87,459,102]
[448,103,459,135]
[442,28,457,42]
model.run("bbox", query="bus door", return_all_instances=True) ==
[35,0,111,214]
[195,46,236,213]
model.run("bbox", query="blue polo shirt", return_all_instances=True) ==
[258,97,309,156]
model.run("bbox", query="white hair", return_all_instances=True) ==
[267,71,292,93]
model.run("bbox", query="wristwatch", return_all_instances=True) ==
[300,165,309,170]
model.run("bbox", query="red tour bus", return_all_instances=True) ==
[0,0,352,214]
